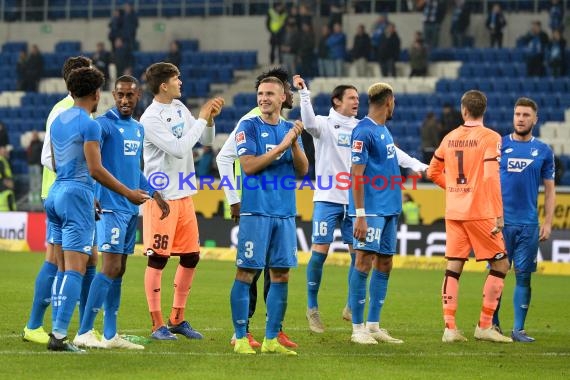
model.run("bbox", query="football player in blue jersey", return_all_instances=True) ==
[348,83,403,345]
[73,75,169,350]
[493,97,556,342]
[45,67,150,352]
[230,76,308,355]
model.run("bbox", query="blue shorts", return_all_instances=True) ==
[236,215,298,269]
[43,199,59,245]
[312,201,353,245]
[352,215,398,254]
[504,224,539,273]
[97,210,138,255]
[45,182,95,254]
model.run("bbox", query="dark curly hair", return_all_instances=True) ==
[67,67,105,98]
[62,56,92,83]
[255,67,289,90]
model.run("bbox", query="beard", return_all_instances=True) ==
[514,125,532,137]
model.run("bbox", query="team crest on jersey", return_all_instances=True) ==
[507,158,533,172]
[386,143,396,159]
[531,148,539,157]
[337,133,351,147]
[124,140,140,155]
[352,140,363,153]
[177,110,182,118]
[266,144,285,159]
[171,123,184,138]
[236,131,246,145]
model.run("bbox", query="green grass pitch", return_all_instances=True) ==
[0,251,568,379]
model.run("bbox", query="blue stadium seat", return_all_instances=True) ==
[163,0,182,17]
[494,49,510,62]
[47,0,66,20]
[138,0,158,17]
[492,79,509,92]
[177,39,199,52]
[2,41,27,53]
[551,79,567,93]
[435,79,449,92]
[54,41,81,54]
[459,65,473,77]
[69,0,89,18]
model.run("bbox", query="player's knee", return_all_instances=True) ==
[148,255,168,270]
[515,271,531,287]
[269,268,289,282]
[180,254,200,268]
[311,244,329,254]
[489,254,509,274]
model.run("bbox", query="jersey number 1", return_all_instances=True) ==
[455,150,467,185]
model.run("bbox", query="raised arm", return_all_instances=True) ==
[293,74,321,137]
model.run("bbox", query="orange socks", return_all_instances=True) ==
[168,265,196,326]
[145,267,164,331]
[442,270,460,329]
[479,270,505,329]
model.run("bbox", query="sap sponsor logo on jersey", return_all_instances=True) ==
[386,143,396,159]
[124,140,140,155]
[337,133,351,147]
[236,131,246,146]
[507,158,533,172]
[171,123,184,138]
[266,144,285,159]
[352,140,363,153]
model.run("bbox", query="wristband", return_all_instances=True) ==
[355,208,366,218]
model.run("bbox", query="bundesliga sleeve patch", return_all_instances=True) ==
[236,131,246,146]
[352,140,363,153]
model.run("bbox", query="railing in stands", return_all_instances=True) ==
[0,0,567,22]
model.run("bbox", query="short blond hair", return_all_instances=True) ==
[368,82,393,105]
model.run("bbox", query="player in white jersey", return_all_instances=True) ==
[140,62,224,340]
[293,75,428,333]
